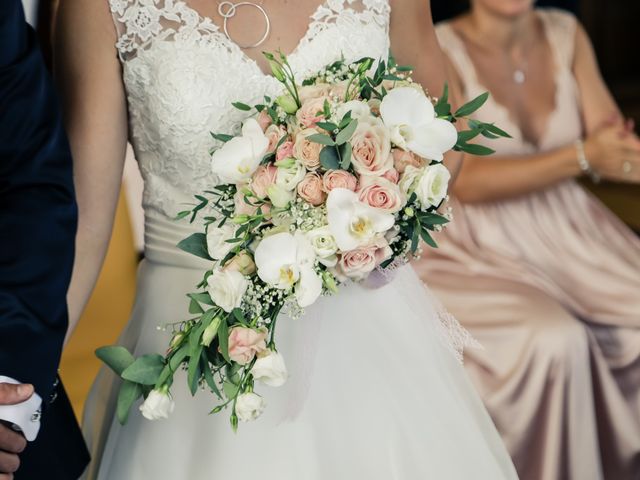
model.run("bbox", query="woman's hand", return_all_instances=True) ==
[584,119,640,183]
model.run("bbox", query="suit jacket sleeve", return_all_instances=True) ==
[0,0,78,400]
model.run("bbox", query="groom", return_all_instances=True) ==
[0,0,89,478]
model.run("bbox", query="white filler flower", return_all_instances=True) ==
[139,388,175,421]
[326,188,395,251]
[211,118,269,183]
[380,87,457,161]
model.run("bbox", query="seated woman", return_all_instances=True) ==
[415,1,640,479]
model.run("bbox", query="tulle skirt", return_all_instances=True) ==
[82,257,517,479]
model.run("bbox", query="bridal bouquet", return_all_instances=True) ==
[98,53,508,430]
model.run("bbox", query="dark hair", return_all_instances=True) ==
[432,0,470,23]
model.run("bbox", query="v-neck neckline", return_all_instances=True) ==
[182,1,330,77]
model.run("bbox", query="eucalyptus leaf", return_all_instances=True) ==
[189,298,204,314]
[218,317,230,363]
[482,122,512,139]
[201,351,222,399]
[210,132,234,143]
[335,119,358,145]
[307,133,336,146]
[116,380,142,425]
[188,346,203,395]
[320,146,341,170]
[339,142,353,170]
[223,380,239,399]
[188,292,215,306]
[232,102,252,111]
[420,228,438,248]
[121,354,165,385]
[96,346,135,376]
[434,83,450,118]
[457,142,495,156]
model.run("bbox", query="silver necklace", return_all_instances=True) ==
[218,1,271,49]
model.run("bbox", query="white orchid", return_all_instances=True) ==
[380,87,457,161]
[254,232,323,307]
[326,188,395,251]
[211,118,269,183]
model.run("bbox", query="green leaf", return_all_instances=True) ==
[188,292,215,306]
[201,351,222,399]
[177,233,212,261]
[223,380,239,399]
[232,308,246,324]
[434,83,450,118]
[96,346,135,376]
[411,220,420,253]
[320,146,341,170]
[188,346,203,395]
[189,298,205,314]
[121,354,165,385]
[454,92,489,118]
[307,133,336,146]
[116,380,142,425]
[175,210,191,220]
[457,129,482,143]
[482,122,512,139]
[218,317,230,363]
[456,142,495,156]
[339,111,352,129]
[232,102,252,111]
[335,119,358,145]
[316,121,338,132]
[323,99,331,119]
[169,345,189,372]
[210,132,234,143]
[420,228,439,248]
[339,142,352,170]
[417,212,450,226]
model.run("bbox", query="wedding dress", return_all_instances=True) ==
[82,1,519,478]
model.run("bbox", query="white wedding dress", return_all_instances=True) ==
[82,1,519,478]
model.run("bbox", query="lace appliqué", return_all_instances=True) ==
[107,0,390,218]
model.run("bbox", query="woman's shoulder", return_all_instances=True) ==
[536,7,578,32]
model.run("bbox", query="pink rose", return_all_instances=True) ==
[276,140,294,162]
[227,327,268,365]
[257,110,272,132]
[297,172,327,206]
[293,129,322,171]
[392,148,425,174]
[322,170,358,193]
[251,164,278,199]
[382,167,400,184]
[265,125,287,154]
[296,96,328,128]
[350,118,392,176]
[336,238,393,281]
[358,176,405,213]
[329,80,351,101]
[224,251,256,276]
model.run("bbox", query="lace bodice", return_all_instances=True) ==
[108,0,390,219]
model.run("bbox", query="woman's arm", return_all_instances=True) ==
[54,0,129,338]
[389,0,464,178]
[453,19,640,204]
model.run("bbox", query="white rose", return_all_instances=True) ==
[139,388,175,421]
[235,392,266,422]
[415,163,451,208]
[206,223,236,260]
[276,160,306,191]
[211,118,269,183]
[251,350,288,387]
[306,226,338,267]
[267,184,295,208]
[398,164,424,197]
[206,269,249,313]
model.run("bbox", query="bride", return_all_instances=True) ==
[55,0,518,478]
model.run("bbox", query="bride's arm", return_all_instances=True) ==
[389,0,463,178]
[389,0,446,98]
[54,0,128,339]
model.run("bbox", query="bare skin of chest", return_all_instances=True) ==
[188,0,327,73]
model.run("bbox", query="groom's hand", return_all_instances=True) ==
[0,383,32,477]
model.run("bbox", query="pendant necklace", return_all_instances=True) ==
[217,1,271,49]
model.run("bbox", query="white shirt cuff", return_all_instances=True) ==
[0,376,42,441]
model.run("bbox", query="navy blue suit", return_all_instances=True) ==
[1,0,89,477]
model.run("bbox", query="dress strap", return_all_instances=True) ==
[537,8,578,70]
